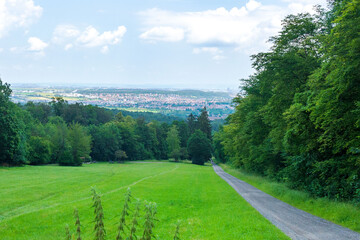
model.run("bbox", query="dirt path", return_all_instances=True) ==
[213,164,360,240]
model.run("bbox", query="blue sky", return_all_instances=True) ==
[0,0,327,90]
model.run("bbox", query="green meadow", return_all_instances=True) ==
[0,162,288,239]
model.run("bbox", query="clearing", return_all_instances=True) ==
[0,162,288,239]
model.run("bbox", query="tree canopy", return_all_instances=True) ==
[187,130,212,165]
[215,0,360,201]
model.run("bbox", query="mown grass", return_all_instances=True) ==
[221,164,360,233]
[0,162,288,239]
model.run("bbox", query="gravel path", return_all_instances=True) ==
[213,164,360,240]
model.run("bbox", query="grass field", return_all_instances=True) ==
[0,162,288,240]
[221,164,360,233]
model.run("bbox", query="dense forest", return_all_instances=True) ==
[214,0,360,201]
[0,85,212,166]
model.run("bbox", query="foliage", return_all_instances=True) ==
[215,0,360,201]
[115,150,128,163]
[74,209,82,240]
[1,79,214,166]
[166,125,181,161]
[0,79,26,166]
[68,188,169,240]
[187,130,212,165]
[27,136,51,165]
[141,201,158,240]
[61,123,92,166]
[116,188,132,240]
[197,107,212,140]
[91,188,106,240]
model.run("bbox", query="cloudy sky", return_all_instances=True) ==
[0,0,327,89]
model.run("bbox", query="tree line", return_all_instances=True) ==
[214,0,360,201]
[0,83,212,167]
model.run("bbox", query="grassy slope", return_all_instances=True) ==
[220,164,360,233]
[0,162,288,240]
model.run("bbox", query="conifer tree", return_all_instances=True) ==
[186,113,196,135]
[197,107,212,140]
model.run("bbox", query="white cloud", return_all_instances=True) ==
[0,0,42,38]
[28,37,48,51]
[246,0,262,11]
[10,47,18,52]
[139,0,327,53]
[140,27,184,42]
[100,46,109,54]
[53,25,80,44]
[0,48,3,53]
[64,43,73,51]
[8,37,47,56]
[52,25,127,52]
[193,47,222,55]
[193,47,225,61]
[77,26,126,47]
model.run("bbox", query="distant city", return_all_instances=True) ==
[11,87,236,120]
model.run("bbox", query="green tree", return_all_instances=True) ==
[89,122,123,162]
[187,113,197,135]
[0,79,26,165]
[197,107,212,140]
[213,127,228,163]
[45,117,69,164]
[27,136,51,165]
[187,130,212,165]
[166,125,181,161]
[172,120,189,148]
[61,123,92,166]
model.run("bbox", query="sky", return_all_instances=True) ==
[0,0,327,90]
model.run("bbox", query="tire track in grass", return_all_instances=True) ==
[0,165,179,223]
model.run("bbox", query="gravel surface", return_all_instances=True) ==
[213,164,360,240]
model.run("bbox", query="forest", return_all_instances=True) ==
[214,0,360,202]
[0,85,213,167]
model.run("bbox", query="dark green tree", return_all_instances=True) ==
[187,130,212,165]
[0,79,26,165]
[60,123,91,166]
[197,107,212,140]
[45,117,69,164]
[27,136,51,165]
[172,120,189,148]
[187,113,197,135]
